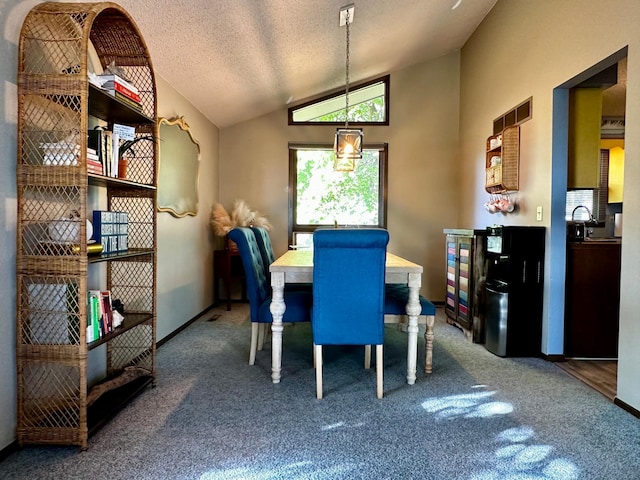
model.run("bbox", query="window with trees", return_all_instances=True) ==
[289,144,388,247]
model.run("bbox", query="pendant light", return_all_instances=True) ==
[334,4,363,172]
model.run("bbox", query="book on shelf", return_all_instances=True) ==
[101,291,114,334]
[87,165,103,175]
[98,73,139,94]
[88,290,102,342]
[87,129,114,175]
[110,90,142,111]
[105,81,141,102]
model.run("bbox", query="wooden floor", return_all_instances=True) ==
[556,359,618,401]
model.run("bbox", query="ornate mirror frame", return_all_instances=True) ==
[157,116,201,217]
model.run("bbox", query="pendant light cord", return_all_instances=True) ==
[345,9,350,129]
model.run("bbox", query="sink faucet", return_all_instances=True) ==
[571,205,594,223]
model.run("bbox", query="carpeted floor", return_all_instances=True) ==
[1,304,639,480]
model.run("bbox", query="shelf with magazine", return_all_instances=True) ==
[16,2,157,449]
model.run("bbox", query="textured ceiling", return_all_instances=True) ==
[114,0,497,128]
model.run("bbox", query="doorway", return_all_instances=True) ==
[550,48,627,399]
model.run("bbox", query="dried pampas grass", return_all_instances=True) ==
[210,203,233,236]
[210,199,271,237]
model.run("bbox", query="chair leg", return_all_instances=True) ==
[249,323,259,365]
[315,344,323,399]
[376,344,383,399]
[364,345,371,369]
[257,323,266,351]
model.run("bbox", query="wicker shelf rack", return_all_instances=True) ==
[485,125,520,193]
[17,2,157,449]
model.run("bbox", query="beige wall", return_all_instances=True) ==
[156,76,219,341]
[459,0,640,410]
[220,52,461,300]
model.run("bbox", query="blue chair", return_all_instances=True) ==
[250,226,275,280]
[228,227,312,365]
[251,225,312,294]
[312,228,389,399]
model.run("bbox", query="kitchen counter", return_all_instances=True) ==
[581,237,621,244]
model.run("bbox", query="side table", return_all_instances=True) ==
[214,249,247,310]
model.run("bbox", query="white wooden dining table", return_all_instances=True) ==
[269,249,433,385]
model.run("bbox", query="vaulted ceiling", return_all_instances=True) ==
[115,0,498,128]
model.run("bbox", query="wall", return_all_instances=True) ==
[459,0,640,411]
[155,76,219,341]
[0,1,219,451]
[219,52,461,301]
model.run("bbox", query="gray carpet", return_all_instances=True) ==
[1,305,639,480]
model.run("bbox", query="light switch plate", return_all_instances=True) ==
[536,206,543,221]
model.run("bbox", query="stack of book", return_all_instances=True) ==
[86,147,103,174]
[99,73,142,110]
[87,129,114,176]
[87,290,113,342]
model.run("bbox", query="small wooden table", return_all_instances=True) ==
[214,249,246,311]
[269,250,432,385]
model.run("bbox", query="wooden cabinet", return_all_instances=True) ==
[485,125,520,193]
[16,3,157,449]
[444,230,487,342]
[565,242,621,358]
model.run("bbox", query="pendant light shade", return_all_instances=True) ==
[334,128,363,171]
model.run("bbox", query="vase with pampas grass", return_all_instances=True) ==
[210,200,271,250]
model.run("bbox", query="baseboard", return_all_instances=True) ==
[614,397,640,418]
[0,441,18,463]
[157,304,217,348]
[542,353,566,362]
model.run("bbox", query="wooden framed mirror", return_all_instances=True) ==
[157,116,200,217]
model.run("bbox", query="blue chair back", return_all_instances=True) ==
[228,227,269,322]
[229,227,312,325]
[312,228,389,345]
[251,226,275,279]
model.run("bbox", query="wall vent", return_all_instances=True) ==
[493,97,533,134]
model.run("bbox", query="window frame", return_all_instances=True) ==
[287,75,390,126]
[288,143,388,246]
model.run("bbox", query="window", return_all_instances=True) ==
[288,144,388,247]
[565,149,609,222]
[288,76,389,125]
[565,189,595,221]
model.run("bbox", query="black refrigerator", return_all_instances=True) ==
[484,226,545,357]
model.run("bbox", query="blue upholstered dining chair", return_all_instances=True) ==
[250,226,275,280]
[311,228,389,399]
[228,227,312,365]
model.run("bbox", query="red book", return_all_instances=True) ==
[100,291,113,333]
[114,82,141,102]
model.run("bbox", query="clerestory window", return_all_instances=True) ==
[288,75,389,125]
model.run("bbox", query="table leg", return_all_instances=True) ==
[424,315,435,374]
[224,252,231,311]
[270,271,285,383]
[405,273,422,385]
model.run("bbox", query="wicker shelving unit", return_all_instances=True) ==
[16,2,157,449]
[485,125,520,193]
